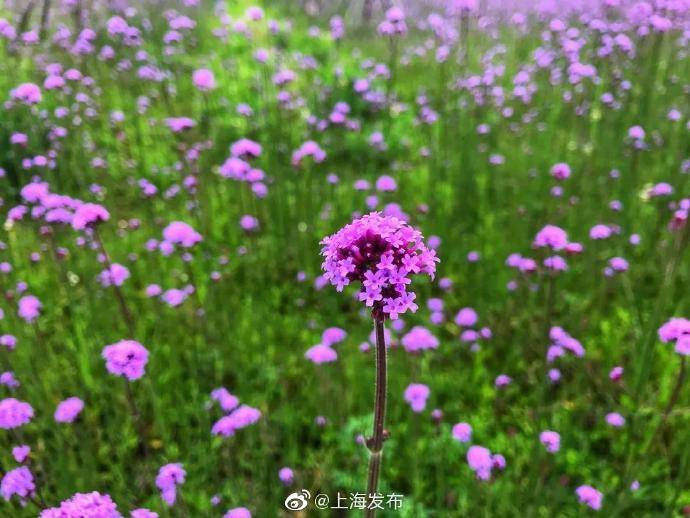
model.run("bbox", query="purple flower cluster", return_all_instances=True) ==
[219,139,267,198]
[291,140,326,166]
[54,397,85,423]
[1,466,35,503]
[320,212,438,320]
[401,326,439,353]
[304,344,338,364]
[539,430,561,453]
[102,340,149,381]
[575,485,603,511]
[547,326,585,364]
[156,463,186,506]
[18,295,42,323]
[224,507,252,518]
[211,388,240,413]
[658,317,690,355]
[211,403,262,437]
[451,422,472,443]
[466,445,506,481]
[0,398,34,429]
[98,263,130,287]
[40,491,122,517]
[404,383,430,412]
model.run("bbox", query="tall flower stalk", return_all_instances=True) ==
[365,315,387,512]
[321,212,438,512]
[93,228,135,335]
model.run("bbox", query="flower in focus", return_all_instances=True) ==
[320,212,438,320]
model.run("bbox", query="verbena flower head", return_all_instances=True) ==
[193,68,216,91]
[11,83,42,105]
[224,508,252,518]
[40,491,122,517]
[0,398,34,429]
[102,340,149,381]
[98,263,130,287]
[165,117,195,133]
[71,203,110,231]
[576,485,603,511]
[321,327,346,346]
[0,334,17,350]
[401,326,439,352]
[533,225,569,250]
[606,412,625,427]
[1,466,35,503]
[54,397,85,423]
[467,445,494,480]
[320,212,438,320]
[162,221,203,248]
[305,344,337,364]
[13,445,30,463]
[452,422,472,442]
[131,509,158,518]
[211,388,240,413]
[658,317,690,355]
[455,307,478,327]
[211,404,262,437]
[18,295,42,323]
[156,463,186,507]
[539,430,561,453]
[550,162,571,180]
[278,467,294,486]
[404,383,430,412]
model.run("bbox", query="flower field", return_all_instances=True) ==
[1,0,689,516]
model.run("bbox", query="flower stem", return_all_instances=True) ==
[124,380,149,458]
[366,316,387,517]
[93,228,135,335]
